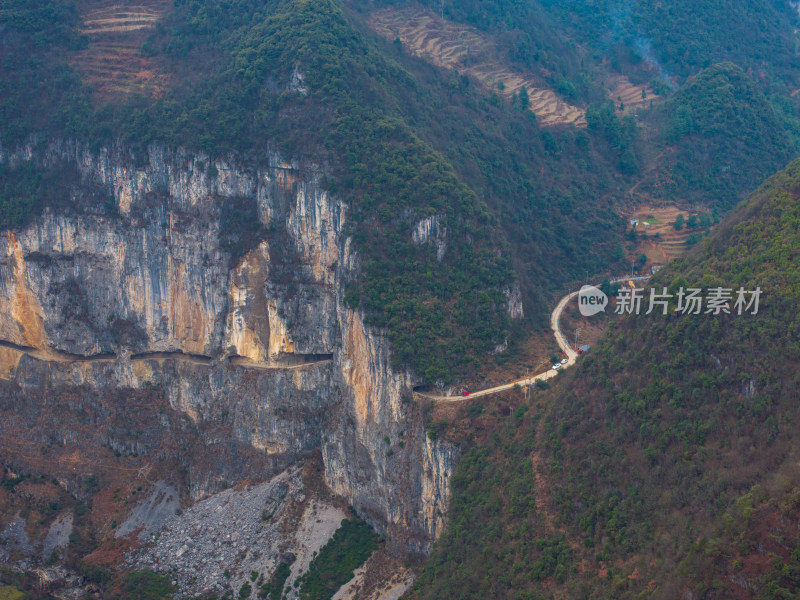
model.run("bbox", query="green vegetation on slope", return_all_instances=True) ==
[536,158,800,597]
[0,0,518,382]
[296,518,381,600]
[0,1,88,146]
[215,0,516,381]
[0,0,643,382]
[410,434,574,599]
[0,585,25,600]
[365,28,633,327]
[257,560,292,600]
[369,1,800,215]
[379,0,606,103]
[381,0,800,94]
[412,158,800,598]
[541,0,800,88]
[0,162,85,230]
[117,571,176,600]
[6,0,796,384]
[586,101,639,174]
[661,62,794,208]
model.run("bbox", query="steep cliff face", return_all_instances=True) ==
[0,141,458,554]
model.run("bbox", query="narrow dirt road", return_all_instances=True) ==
[0,340,330,371]
[422,276,650,401]
[420,290,577,401]
[0,340,116,364]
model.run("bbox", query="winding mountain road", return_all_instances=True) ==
[419,291,575,401]
[1,276,649,392]
[421,276,650,401]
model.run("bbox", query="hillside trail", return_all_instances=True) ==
[0,340,330,371]
[419,276,650,401]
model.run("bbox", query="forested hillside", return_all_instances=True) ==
[411,158,800,598]
[651,62,795,209]
[380,0,800,95]
[5,0,800,598]
[0,0,634,382]
[0,0,797,381]
[366,0,800,211]
[370,0,606,103]
[2,0,800,383]
[542,0,800,88]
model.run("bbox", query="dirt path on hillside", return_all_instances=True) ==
[0,340,331,374]
[419,276,649,402]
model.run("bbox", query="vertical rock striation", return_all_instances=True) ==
[0,141,459,553]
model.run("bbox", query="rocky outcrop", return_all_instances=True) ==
[411,214,447,261]
[505,285,524,320]
[0,141,458,555]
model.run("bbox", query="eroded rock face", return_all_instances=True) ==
[411,214,447,261]
[0,142,457,554]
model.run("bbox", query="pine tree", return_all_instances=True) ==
[519,86,529,110]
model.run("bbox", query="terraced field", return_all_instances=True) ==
[369,8,586,127]
[81,4,160,34]
[70,2,169,98]
[608,75,658,113]
[633,206,711,261]
[654,227,695,260]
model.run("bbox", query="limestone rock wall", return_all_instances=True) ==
[0,141,458,554]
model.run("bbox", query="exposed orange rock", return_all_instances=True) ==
[3,232,48,348]
[168,259,210,355]
[226,242,271,362]
[267,300,295,357]
[344,310,373,427]
[0,347,22,380]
